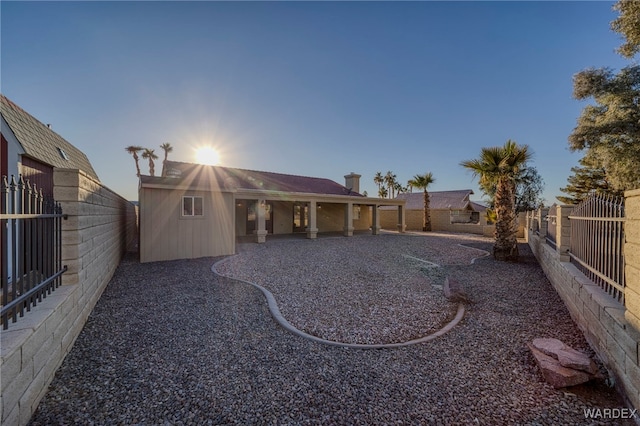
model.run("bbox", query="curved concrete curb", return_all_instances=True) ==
[456,243,491,264]
[212,257,466,349]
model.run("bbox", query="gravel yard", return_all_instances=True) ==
[29,233,631,425]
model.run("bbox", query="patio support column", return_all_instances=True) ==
[306,200,318,239]
[371,205,380,235]
[344,202,354,237]
[397,205,406,233]
[256,199,267,243]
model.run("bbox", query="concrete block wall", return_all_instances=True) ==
[1,168,137,426]
[526,190,640,410]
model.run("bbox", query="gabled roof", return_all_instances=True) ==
[144,160,363,197]
[384,190,476,210]
[469,201,488,212]
[1,94,99,180]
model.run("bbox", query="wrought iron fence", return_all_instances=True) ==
[568,194,625,303]
[1,175,67,329]
[545,206,558,249]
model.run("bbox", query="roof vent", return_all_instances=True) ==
[166,168,182,178]
[57,147,69,160]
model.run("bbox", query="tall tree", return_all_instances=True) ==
[408,172,435,232]
[407,180,414,193]
[125,145,144,177]
[373,172,384,194]
[461,140,532,261]
[378,186,388,199]
[480,165,545,213]
[558,152,620,204]
[568,66,640,191]
[142,148,159,177]
[611,0,640,59]
[384,171,397,199]
[160,142,173,164]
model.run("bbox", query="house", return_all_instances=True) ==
[138,161,406,263]
[1,94,99,198]
[380,190,492,234]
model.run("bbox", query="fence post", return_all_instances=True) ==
[538,207,549,238]
[625,189,640,331]
[556,205,572,262]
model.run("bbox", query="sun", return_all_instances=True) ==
[195,146,220,166]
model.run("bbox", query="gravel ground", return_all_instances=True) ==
[214,233,486,345]
[29,233,632,425]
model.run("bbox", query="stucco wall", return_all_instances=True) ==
[272,201,294,235]
[316,203,371,232]
[139,187,235,263]
[1,168,137,426]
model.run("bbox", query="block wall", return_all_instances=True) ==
[380,209,525,237]
[526,190,640,410]
[1,168,137,425]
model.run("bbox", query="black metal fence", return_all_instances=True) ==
[1,175,67,329]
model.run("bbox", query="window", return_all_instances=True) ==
[57,147,69,160]
[353,205,361,220]
[182,196,204,217]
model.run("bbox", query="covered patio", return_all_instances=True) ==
[233,189,406,243]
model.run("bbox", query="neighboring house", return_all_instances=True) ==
[139,161,406,262]
[380,189,526,237]
[380,189,493,235]
[1,94,99,198]
[1,94,101,281]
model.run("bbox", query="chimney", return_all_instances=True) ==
[344,172,361,194]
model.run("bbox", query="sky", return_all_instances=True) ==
[0,1,632,204]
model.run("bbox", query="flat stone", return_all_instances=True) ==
[532,338,597,374]
[443,277,469,303]
[528,344,592,389]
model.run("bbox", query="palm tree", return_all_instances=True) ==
[407,180,414,193]
[384,171,397,199]
[142,148,159,177]
[374,172,384,194]
[408,172,436,232]
[160,142,173,164]
[378,187,388,199]
[125,146,144,177]
[393,182,403,196]
[461,140,532,261]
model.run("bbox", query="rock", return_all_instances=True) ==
[444,277,469,303]
[527,344,592,389]
[532,338,597,375]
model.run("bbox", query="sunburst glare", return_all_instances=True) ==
[195,146,220,165]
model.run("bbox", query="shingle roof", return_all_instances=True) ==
[382,190,475,210]
[143,161,362,197]
[469,201,488,212]
[1,94,99,180]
